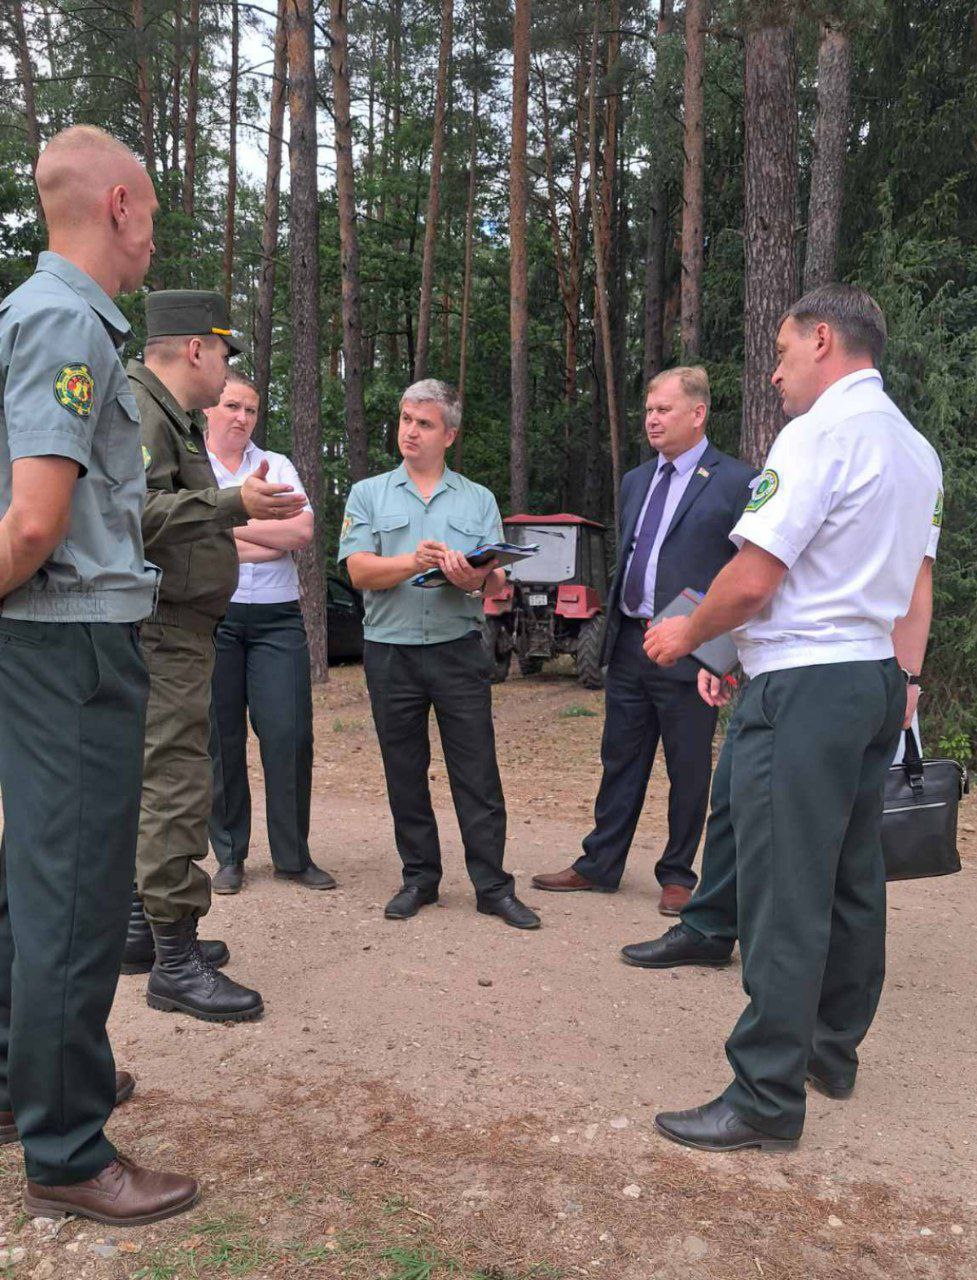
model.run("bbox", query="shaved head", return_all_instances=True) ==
[36,126,149,230]
[35,126,158,295]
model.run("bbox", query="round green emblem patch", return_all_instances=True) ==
[746,468,779,513]
[54,364,95,417]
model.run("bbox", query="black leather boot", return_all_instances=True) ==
[146,919,263,1023]
[122,886,230,975]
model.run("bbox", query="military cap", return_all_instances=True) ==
[144,290,246,355]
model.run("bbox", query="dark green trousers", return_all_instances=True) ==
[720,659,904,1139]
[680,705,742,943]
[0,620,148,1185]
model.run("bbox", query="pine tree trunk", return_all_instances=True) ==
[133,0,156,175]
[453,29,479,472]
[680,0,705,358]
[10,0,42,218]
[803,20,850,292]
[509,0,531,513]
[642,0,675,391]
[285,0,328,682]
[589,1,622,530]
[253,0,288,449]
[222,0,239,308]
[414,0,454,380]
[330,0,370,484]
[742,17,798,467]
[182,0,200,217]
[171,0,182,174]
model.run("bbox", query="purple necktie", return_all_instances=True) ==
[622,461,675,614]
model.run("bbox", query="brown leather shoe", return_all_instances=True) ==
[658,884,692,916]
[0,1069,135,1147]
[24,1154,199,1226]
[531,867,616,893]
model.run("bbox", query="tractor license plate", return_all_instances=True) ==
[528,593,548,606]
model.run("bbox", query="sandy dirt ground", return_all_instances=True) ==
[0,660,974,1279]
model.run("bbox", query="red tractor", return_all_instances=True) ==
[482,514,608,687]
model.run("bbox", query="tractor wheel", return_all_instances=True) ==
[481,619,512,683]
[575,616,605,689]
[518,655,544,677]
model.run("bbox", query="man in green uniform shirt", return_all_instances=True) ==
[127,290,306,1022]
[0,126,196,1224]
[339,379,539,929]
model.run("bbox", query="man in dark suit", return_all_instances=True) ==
[533,367,755,915]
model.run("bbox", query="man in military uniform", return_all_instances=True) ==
[0,126,197,1224]
[340,379,539,929]
[127,291,306,1022]
[643,284,942,1151]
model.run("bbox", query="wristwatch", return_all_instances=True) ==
[466,588,483,599]
[901,668,922,686]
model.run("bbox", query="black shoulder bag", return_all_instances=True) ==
[883,729,968,882]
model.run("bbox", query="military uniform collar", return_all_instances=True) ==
[126,359,200,436]
[35,251,131,345]
[393,460,459,498]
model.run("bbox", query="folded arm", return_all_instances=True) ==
[0,457,79,598]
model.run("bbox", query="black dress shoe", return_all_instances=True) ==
[806,1066,855,1100]
[476,892,541,930]
[213,863,244,895]
[620,924,733,970]
[655,1096,799,1152]
[274,863,337,890]
[384,886,438,919]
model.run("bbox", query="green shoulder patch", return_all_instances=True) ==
[54,364,95,417]
[933,489,944,528]
[142,445,152,471]
[746,468,779,513]
[184,438,200,455]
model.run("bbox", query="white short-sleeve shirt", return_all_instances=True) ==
[730,369,943,678]
[208,440,313,605]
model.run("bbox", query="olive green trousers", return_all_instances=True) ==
[137,622,214,923]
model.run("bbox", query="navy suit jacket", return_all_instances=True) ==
[602,443,758,680]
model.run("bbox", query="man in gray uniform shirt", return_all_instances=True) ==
[0,127,198,1225]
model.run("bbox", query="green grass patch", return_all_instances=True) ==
[558,704,597,718]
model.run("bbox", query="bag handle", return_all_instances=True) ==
[902,727,925,791]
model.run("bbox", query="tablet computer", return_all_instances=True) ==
[651,589,740,678]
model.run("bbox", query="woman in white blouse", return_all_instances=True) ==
[204,371,336,895]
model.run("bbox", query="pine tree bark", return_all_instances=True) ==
[10,0,42,218]
[414,0,454,380]
[133,0,156,175]
[680,0,705,358]
[803,20,850,292]
[509,0,531,513]
[253,0,288,449]
[182,0,200,217]
[642,0,675,390]
[171,0,182,174]
[453,19,479,472]
[589,1,622,529]
[330,0,370,484]
[285,0,328,681]
[742,15,798,467]
[222,0,239,308]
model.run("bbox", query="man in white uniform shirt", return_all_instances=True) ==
[206,372,336,894]
[643,283,943,1152]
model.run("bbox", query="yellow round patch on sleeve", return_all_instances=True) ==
[54,364,95,417]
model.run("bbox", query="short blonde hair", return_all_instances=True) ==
[647,365,711,413]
